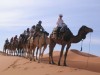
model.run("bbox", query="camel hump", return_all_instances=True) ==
[60,24,68,33]
[51,25,73,41]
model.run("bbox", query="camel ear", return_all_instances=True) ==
[82,25,88,28]
[44,31,49,36]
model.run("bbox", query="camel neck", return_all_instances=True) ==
[71,34,83,43]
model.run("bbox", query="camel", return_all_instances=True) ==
[49,25,93,66]
[28,31,49,63]
[17,36,29,57]
[10,39,18,56]
[3,40,18,56]
[3,42,10,55]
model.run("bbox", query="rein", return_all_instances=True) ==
[80,33,92,52]
[80,33,92,68]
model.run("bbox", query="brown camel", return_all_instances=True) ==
[3,42,10,55]
[10,39,18,56]
[17,34,31,57]
[17,38,28,57]
[49,25,93,66]
[28,31,49,63]
[3,40,18,56]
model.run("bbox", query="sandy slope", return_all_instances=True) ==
[0,49,100,75]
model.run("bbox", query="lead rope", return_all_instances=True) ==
[86,33,92,69]
[80,39,83,51]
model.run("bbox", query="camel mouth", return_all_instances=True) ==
[90,29,93,32]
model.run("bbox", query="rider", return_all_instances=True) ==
[33,21,44,40]
[10,37,14,44]
[30,25,35,37]
[26,28,30,36]
[14,35,18,41]
[56,14,64,38]
[5,38,9,44]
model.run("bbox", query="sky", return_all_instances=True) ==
[0,0,100,56]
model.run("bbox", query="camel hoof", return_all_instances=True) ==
[58,64,60,66]
[58,62,60,66]
[49,62,51,64]
[52,62,55,65]
[36,58,38,60]
[63,63,68,66]
[34,59,36,61]
[30,58,32,61]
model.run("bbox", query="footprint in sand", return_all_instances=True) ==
[33,67,37,69]
[58,70,63,73]
[45,74,50,75]
[3,59,20,71]
[24,67,28,70]
[41,66,44,68]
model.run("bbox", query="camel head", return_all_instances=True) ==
[78,25,93,39]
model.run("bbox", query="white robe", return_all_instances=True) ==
[56,18,64,27]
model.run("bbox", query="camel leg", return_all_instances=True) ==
[29,49,34,61]
[49,46,51,64]
[28,44,33,61]
[27,45,31,60]
[38,48,41,63]
[32,46,36,61]
[22,49,24,57]
[49,42,56,64]
[29,50,32,61]
[39,45,47,62]
[58,45,65,66]
[16,49,18,56]
[63,43,71,66]
[14,50,16,56]
[36,47,39,60]
[7,49,8,56]
[41,45,47,57]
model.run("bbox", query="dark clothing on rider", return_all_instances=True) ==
[33,21,44,40]
[57,27,61,38]
[10,37,13,44]
[10,37,13,42]
[5,39,9,44]
[35,23,44,32]
[14,36,18,42]
[26,28,30,38]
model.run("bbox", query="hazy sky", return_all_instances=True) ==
[0,0,100,56]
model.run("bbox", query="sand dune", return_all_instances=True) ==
[0,49,100,75]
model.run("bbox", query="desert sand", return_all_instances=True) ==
[0,49,100,75]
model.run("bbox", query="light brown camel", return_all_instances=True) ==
[17,38,28,57]
[10,39,18,56]
[3,42,10,55]
[49,25,93,66]
[3,40,18,56]
[17,34,31,57]
[28,31,49,63]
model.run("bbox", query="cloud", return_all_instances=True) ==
[0,0,59,27]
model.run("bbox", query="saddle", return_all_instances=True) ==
[52,25,71,41]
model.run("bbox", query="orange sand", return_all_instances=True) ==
[0,49,100,75]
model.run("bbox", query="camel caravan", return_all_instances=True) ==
[3,14,93,66]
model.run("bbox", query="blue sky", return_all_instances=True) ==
[0,0,100,56]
